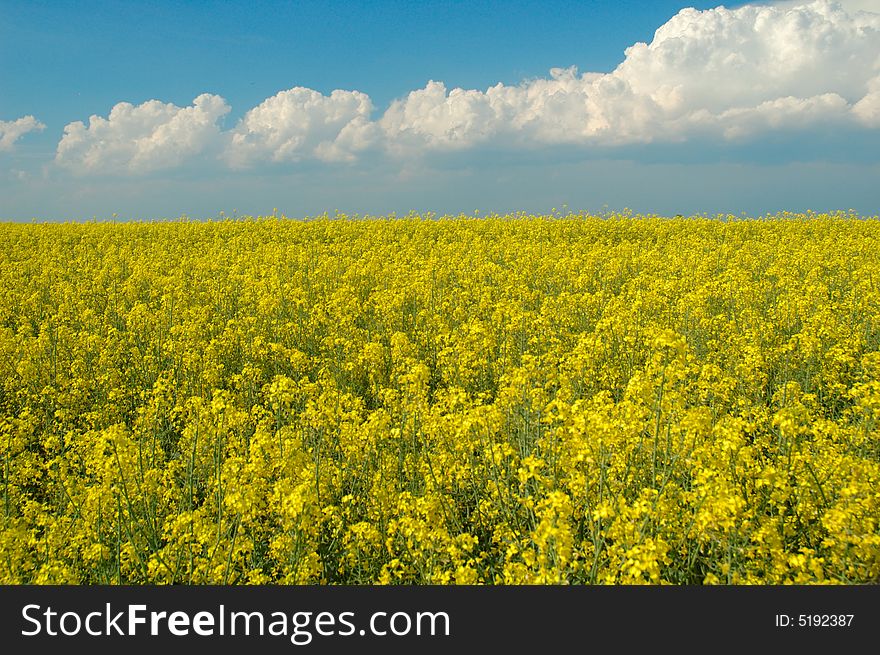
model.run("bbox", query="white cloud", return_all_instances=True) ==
[710,93,852,138]
[379,81,499,150]
[758,0,880,12]
[621,1,879,110]
[55,94,230,174]
[380,0,880,152]
[51,0,880,174]
[853,75,880,126]
[0,116,45,152]
[225,88,376,167]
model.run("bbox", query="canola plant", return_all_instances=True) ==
[0,212,878,584]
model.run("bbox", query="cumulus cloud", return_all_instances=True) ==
[55,94,230,174]
[380,0,880,152]
[0,116,45,152]
[853,75,880,127]
[379,81,501,150]
[225,88,377,166]
[52,0,880,173]
[759,0,879,11]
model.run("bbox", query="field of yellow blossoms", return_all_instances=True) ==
[1,212,879,584]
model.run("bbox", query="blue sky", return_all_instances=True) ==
[1,0,879,219]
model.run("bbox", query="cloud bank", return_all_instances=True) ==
[0,116,45,152]
[54,0,880,174]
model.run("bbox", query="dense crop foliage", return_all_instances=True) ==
[1,213,879,584]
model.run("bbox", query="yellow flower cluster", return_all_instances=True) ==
[1,211,878,584]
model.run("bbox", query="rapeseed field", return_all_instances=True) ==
[1,213,878,584]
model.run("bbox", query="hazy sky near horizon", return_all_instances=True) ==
[2,0,879,220]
